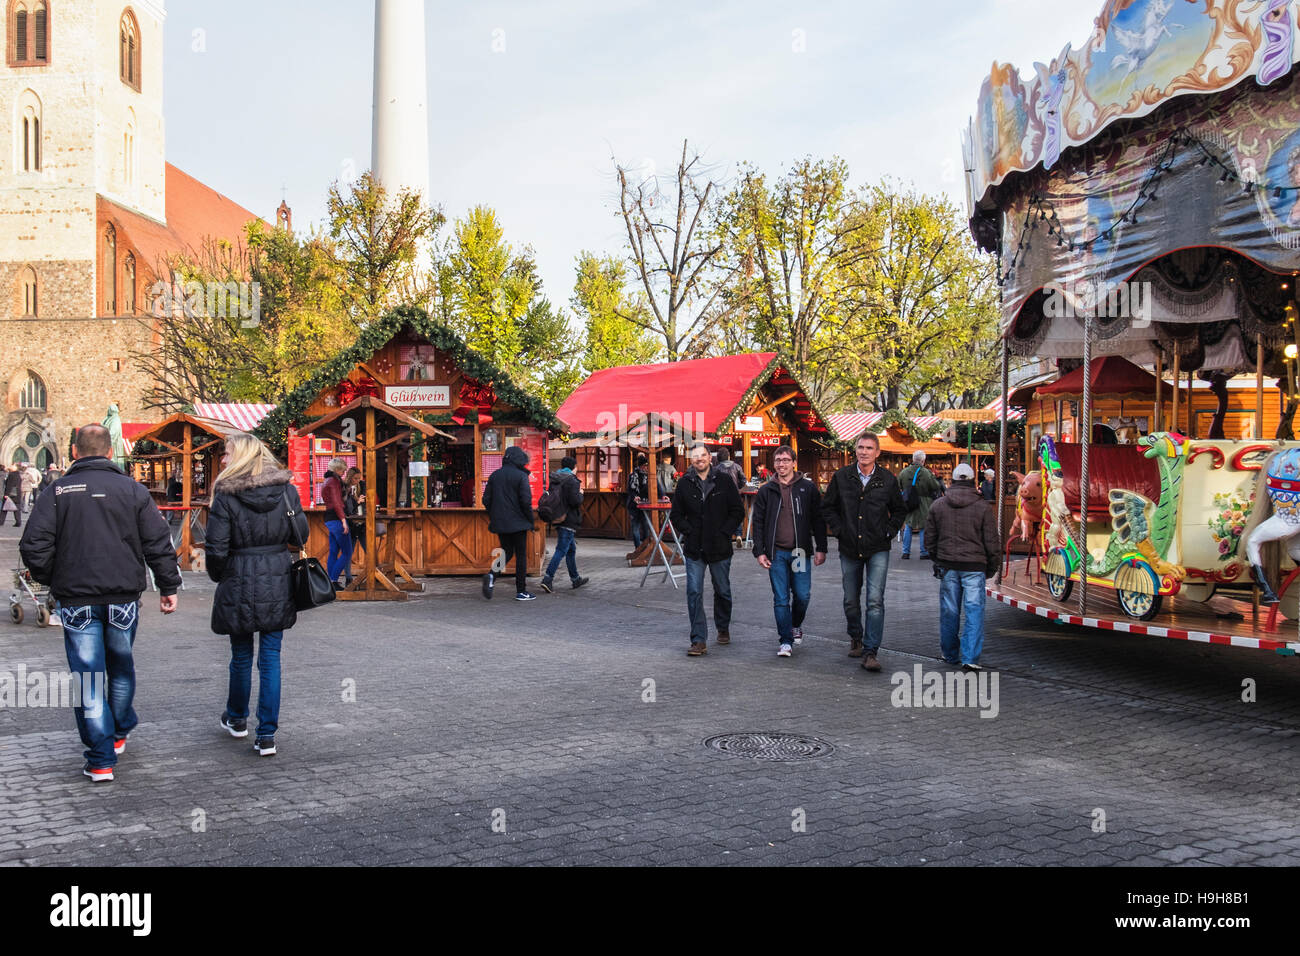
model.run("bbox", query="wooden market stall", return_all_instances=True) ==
[552,353,842,538]
[129,412,247,570]
[254,310,567,591]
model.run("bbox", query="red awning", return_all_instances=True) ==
[1034,356,1165,402]
[559,353,777,436]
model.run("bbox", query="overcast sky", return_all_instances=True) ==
[164,0,1101,307]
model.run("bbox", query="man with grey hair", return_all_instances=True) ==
[670,442,744,656]
[321,457,351,588]
[898,450,942,560]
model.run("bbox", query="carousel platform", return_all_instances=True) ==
[990,564,1300,656]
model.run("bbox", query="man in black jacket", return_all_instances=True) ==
[3,464,23,525]
[752,445,827,658]
[482,444,538,601]
[819,431,908,671]
[670,442,744,656]
[541,455,590,593]
[19,424,181,782]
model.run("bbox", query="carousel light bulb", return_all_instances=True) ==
[1286,344,1297,360]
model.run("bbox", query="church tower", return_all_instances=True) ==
[371,0,429,202]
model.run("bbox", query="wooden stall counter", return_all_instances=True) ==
[304,506,545,578]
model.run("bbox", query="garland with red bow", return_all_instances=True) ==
[452,378,496,426]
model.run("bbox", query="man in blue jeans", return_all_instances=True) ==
[924,463,1000,669]
[820,432,908,671]
[670,443,744,656]
[20,424,181,782]
[752,445,827,657]
[320,457,352,588]
[541,456,590,593]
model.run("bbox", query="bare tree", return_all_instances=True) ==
[615,140,735,360]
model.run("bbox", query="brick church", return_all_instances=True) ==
[1,0,263,467]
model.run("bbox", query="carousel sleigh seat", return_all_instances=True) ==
[1054,444,1160,519]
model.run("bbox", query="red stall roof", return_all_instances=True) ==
[1034,356,1165,402]
[557,353,835,439]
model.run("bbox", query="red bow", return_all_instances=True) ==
[336,376,381,407]
[451,378,496,425]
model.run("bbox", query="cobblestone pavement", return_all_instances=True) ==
[1,524,1297,867]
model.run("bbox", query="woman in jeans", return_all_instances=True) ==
[205,434,308,757]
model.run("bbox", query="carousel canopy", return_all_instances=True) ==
[1033,356,1165,403]
[557,353,835,440]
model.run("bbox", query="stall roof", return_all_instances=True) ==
[1034,356,1166,402]
[255,306,567,453]
[557,353,835,439]
[129,412,246,450]
[299,395,457,442]
[193,403,276,431]
[827,412,942,442]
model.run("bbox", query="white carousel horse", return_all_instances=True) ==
[1244,447,1300,604]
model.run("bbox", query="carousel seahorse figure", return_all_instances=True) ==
[1085,432,1188,579]
[1243,447,1300,604]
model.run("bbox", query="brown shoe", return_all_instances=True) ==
[861,653,881,672]
[687,642,707,656]
[848,640,864,658]
[716,630,730,645]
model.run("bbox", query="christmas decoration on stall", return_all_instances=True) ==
[451,378,496,426]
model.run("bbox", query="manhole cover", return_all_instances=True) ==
[703,732,834,762]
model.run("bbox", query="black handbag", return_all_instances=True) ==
[283,491,335,611]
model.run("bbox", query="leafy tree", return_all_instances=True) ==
[716,157,876,406]
[436,205,580,403]
[325,170,444,323]
[834,182,1000,413]
[571,252,660,372]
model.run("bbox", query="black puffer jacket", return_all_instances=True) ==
[483,445,534,535]
[205,468,308,636]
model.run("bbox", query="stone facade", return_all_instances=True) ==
[0,1,252,464]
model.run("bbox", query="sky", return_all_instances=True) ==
[163,0,1103,308]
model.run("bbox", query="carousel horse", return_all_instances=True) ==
[1243,447,1300,604]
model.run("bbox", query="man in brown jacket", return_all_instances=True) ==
[924,463,1000,670]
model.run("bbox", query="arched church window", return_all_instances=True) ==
[123,254,135,314]
[19,371,46,410]
[104,225,117,314]
[119,8,140,91]
[7,1,47,66]
[20,266,37,317]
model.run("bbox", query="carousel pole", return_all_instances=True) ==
[180,422,193,570]
[1154,348,1163,432]
[1078,319,1093,617]
[1256,333,1265,440]
[1171,348,1180,435]
[996,333,1009,587]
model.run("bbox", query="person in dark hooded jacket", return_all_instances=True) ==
[481,444,537,601]
[205,434,309,757]
[924,463,1000,670]
[540,455,589,593]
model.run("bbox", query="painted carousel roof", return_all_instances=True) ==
[964,0,1300,210]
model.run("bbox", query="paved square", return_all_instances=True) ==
[2,526,1298,866]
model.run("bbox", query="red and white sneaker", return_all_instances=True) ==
[792,628,803,646]
[83,765,114,782]
[113,737,127,755]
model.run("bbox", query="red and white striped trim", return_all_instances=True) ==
[983,397,1025,421]
[987,586,1300,654]
[192,403,276,431]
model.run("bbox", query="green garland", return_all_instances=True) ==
[253,305,568,456]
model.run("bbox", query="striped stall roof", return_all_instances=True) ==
[192,403,277,431]
[826,413,943,442]
[983,397,1025,421]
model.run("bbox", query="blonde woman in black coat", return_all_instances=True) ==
[205,435,308,757]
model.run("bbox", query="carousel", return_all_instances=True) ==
[965,0,1300,654]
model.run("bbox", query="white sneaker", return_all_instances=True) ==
[792,628,803,645]
[778,643,792,657]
